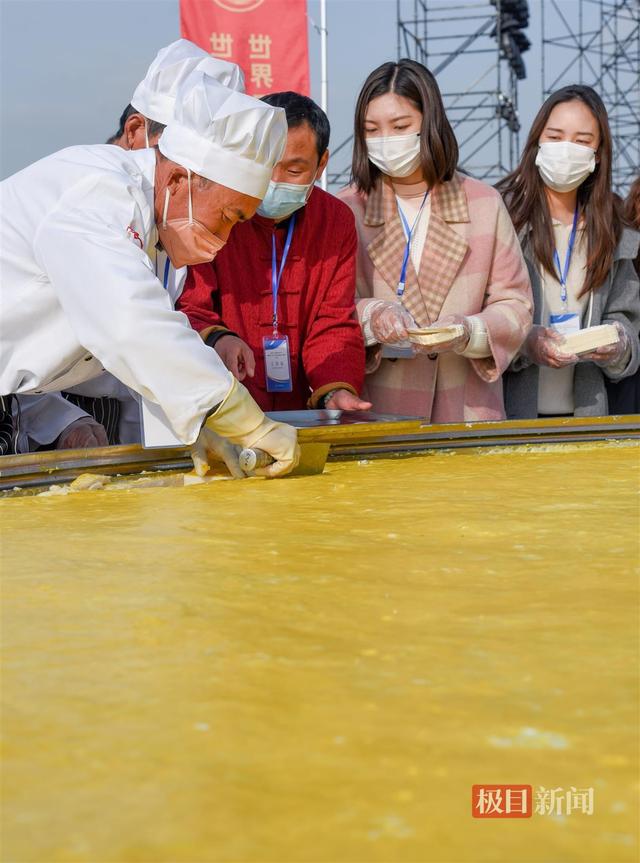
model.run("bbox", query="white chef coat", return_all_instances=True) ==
[0,145,233,445]
[151,240,188,306]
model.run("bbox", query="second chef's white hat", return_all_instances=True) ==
[131,38,245,126]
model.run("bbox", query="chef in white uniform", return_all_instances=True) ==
[60,40,247,448]
[0,70,299,478]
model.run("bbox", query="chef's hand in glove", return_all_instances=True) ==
[413,314,472,355]
[57,418,109,449]
[522,325,579,368]
[190,426,245,479]
[205,378,299,478]
[578,321,630,367]
[215,335,256,382]
[369,301,415,344]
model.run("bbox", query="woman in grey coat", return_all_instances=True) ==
[497,85,640,419]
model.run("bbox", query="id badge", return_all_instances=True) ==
[550,312,580,337]
[263,335,293,392]
[381,344,415,360]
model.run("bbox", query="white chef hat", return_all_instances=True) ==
[198,55,245,93]
[158,69,287,199]
[131,38,244,126]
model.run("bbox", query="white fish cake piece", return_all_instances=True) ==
[406,324,466,346]
[558,324,619,355]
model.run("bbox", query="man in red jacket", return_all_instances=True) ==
[177,92,370,412]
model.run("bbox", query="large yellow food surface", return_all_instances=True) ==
[1,442,639,862]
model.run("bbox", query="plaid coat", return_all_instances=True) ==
[338,173,533,420]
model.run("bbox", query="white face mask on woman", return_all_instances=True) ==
[366,132,421,178]
[535,141,596,192]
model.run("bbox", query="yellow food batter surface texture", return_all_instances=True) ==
[1,442,639,863]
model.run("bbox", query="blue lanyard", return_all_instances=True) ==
[397,191,429,297]
[163,256,171,291]
[553,206,579,306]
[271,213,296,336]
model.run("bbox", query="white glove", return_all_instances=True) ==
[57,418,109,449]
[190,426,245,479]
[578,321,630,368]
[522,325,579,368]
[369,301,415,344]
[206,378,300,478]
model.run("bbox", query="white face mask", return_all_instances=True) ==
[535,141,596,192]
[366,132,421,178]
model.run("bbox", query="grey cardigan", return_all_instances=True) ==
[504,227,640,418]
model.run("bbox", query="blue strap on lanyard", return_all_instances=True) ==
[163,256,171,292]
[271,213,296,336]
[397,191,429,298]
[553,206,579,305]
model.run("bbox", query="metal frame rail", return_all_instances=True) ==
[1,416,637,492]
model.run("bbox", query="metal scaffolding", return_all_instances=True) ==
[327,0,530,188]
[542,0,640,194]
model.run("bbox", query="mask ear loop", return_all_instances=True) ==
[162,188,170,229]
[187,169,194,225]
[144,119,150,149]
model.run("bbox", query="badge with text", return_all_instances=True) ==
[550,312,580,337]
[263,335,293,392]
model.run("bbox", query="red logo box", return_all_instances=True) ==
[472,784,533,818]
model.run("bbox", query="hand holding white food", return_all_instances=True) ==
[577,320,629,367]
[190,426,245,479]
[413,314,472,355]
[215,335,256,382]
[523,325,579,368]
[205,378,300,478]
[57,418,109,449]
[369,301,415,344]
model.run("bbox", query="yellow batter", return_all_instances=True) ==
[1,442,639,862]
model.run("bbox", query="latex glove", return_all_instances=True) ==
[57,418,109,449]
[522,325,579,368]
[369,301,415,344]
[215,335,256,382]
[324,389,372,411]
[577,321,630,367]
[412,314,472,355]
[206,378,300,478]
[190,426,245,479]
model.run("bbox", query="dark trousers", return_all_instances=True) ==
[0,395,15,455]
[606,367,640,415]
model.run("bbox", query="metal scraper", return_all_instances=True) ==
[239,442,330,476]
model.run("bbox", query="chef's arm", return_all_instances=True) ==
[34,205,233,444]
[34,206,299,476]
[13,393,107,453]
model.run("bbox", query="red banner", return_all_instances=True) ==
[180,0,310,97]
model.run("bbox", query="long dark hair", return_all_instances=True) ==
[496,85,622,296]
[623,176,640,230]
[351,59,459,194]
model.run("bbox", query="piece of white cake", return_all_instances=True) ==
[558,324,619,355]
[406,324,465,346]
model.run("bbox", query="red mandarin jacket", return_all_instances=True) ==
[177,187,365,411]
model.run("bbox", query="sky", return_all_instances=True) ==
[0,0,634,189]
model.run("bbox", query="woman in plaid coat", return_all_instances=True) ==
[339,60,533,421]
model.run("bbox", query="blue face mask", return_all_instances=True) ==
[256,180,314,220]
